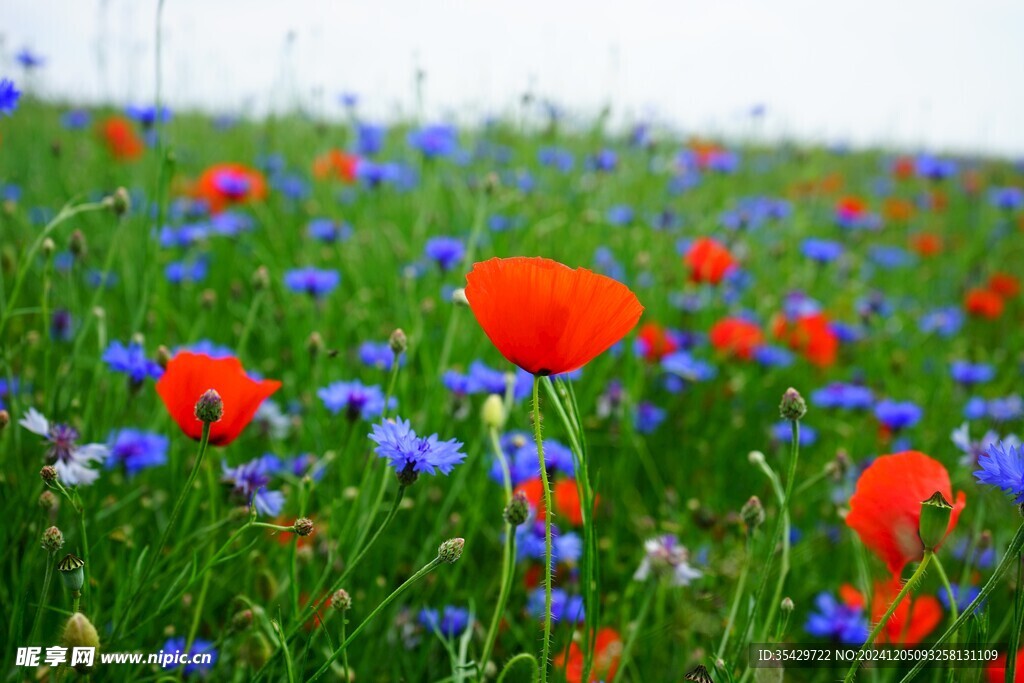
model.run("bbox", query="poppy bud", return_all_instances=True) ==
[194,389,224,424]
[42,237,56,257]
[919,491,953,550]
[42,525,65,552]
[740,495,765,533]
[0,408,8,430]
[252,265,270,290]
[503,492,529,527]
[389,328,407,355]
[58,553,85,591]
[69,229,87,258]
[329,588,352,611]
[779,387,807,421]
[293,517,314,537]
[437,537,465,564]
[62,613,100,670]
[451,288,469,306]
[156,345,172,369]
[109,187,131,216]
[482,394,505,430]
[41,465,57,483]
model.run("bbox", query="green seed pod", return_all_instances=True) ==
[919,491,953,550]
[58,553,86,591]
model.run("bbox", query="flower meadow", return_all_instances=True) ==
[2,77,1024,683]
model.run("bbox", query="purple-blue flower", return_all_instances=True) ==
[160,637,217,676]
[356,123,387,156]
[811,382,873,410]
[307,218,352,243]
[937,584,983,613]
[424,236,465,272]
[950,361,995,386]
[805,592,868,644]
[874,400,922,431]
[527,587,584,623]
[15,48,44,69]
[0,79,21,116]
[369,418,466,480]
[634,402,666,434]
[284,267,340,298]
[919,306,964,337]
[358,341,404,371]
[990,187,1024,211]
[318,380,394,421]
[102,341,163,383]
[801,239,844,263]
[107,429,169,475]
[408,124,458,158]
[418,606,471,638]
[222,456,285,516]
[975,442,1024,504]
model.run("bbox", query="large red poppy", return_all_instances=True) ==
[840,580,942,645]
[156,352,281,446]
[515,477,590,526]
[771,312,838,367]
[555,627,622,683]
[100,116,143,161]
[464,257,643,376]
[194,163,267,214]
[988,272,1021,298]
[313,149,360,182]
[845,451,965,577]
[684,237,735,284]
[636,322,678,363]
[965,288,1004,319]
[709,317,763,360]
[987,649,1024,683]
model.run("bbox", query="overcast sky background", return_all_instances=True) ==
[4,0,1024,156]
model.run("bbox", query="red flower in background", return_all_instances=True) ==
[845,451,965,577]
[709,317,763,360]
[156,352,281,446]
[840,580,942,645]
[882,197,915,223]
[515,477,590,526]
[313,149,360,182]
[464,257,643,376]
[892,156,916,180]
[988,272,1021,298]
[555,627,622,683]
[194,163,267,213]
[100,116,143,161]
[965,288,1004,319]
[909,232,943,257]
[771,313,838,367]
[636,322,678,362]
[685,237,735,284]
[836,196,867,222]
[987,649,1024,683]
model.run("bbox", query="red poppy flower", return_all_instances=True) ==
[840,580,942,645]
[988,272,1020,298]
[709,317,763,360]
[194,163,267,214]
[965,288,1005,319]
[684,237,735,285]
[555,627,622,683]
[156,352,281,446]
[892,156,915,180]
[845,451,965,577]
[882,197,915,223]
[909,232,943,257]
[100,116,143,161]
[771,313,838,367]
[514,477,590,526]
[987,649,1024,683]
[313,149,360,182]
[464,257,643,376]
[636,322,678,362]
[836,196,867,222]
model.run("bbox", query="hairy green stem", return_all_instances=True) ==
[479,428,516,674]
[28,552,56,645]
[532,376,553,682]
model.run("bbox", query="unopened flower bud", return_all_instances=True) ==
[483,172,500,194]
[438,537,465,564]
[41,465,57,483]
[69,229,87,258]
[748,451,765,466]
[451,288,469,306]
[503,492,529,527]
[39,490,58,510]
[329,589,352,612]
[58,553,86,591]
[200,289,217,309]
[230,608,254,632]
[779,387,807,421]
[0,408,8,430]
[42,526,65,552]
[919,491,953,550]
[156,345,172,369]
[389,328,407,355]
[482,394,505,430]
[62,612,100,669]
[307,331,324,358]
[194,389,224,423]
[978,530,993,551]
[741,495,765,533]
[252,265,270,290]
[781,596,795,613]
[109,187,131,216]
[42,237,56,257]
[293,517,314,537]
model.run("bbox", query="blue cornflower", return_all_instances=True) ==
[801,239,844,263]
[273,173,311,201]
[209,211,252,237]
[318,380,394,421]
[919,306,964,337]
[284,267,340,298]
[408,124,458,158]
[356,122,387,156]
[538,147,574,173]
[811,382,873,410]
[51,309,74,341]
[916,154,957,181]
[307,218,352,243]
[976,442,1024,503]
[0,377,21,409]
[990,187,1024,211]
[593,246,626,282]
[339,91,359,108]
[661,351,717,384]
[938,584,983,613]
[606,204,635,226]
[0,79,21,116]
[874,400,923,431]
[772,421,817,446]
[125,105,172,127]
[950,361,995,386]
[20,408,108,486]
[159,223,209,248]
[102,341,163,383]
[160,637,217,676]
[107,429,169,475]
[586,149,618,172]
[490,436,575,486]
[424,236,465,272]
[418,606,471,638]
[369,418,465,482]
[464,361,532,400]
[951,422,1002,467]
[177,339,235,359]
[868,245,913,269]
[358,341,404,371]
[754,345,795,368]
[222,456,285,516]
[62,109,91,130]
[989,395,1024,422]
[516,519,582,565]
[634,402,666,434]
[355,160,401,187]
[805,592,868,644]
[527,587,584,623]
[15,48,44,69]
[165,258,208,284]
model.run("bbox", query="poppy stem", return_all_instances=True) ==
[115,421,212,639]
[899,522,1024,683]
[843,551,933,683]
[480,427,517,674]
[929,551,959,630]
[759,420,801,642]
[532,375,553,683]
[307,557,443,682]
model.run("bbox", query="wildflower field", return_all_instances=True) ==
[2,81,1024,683]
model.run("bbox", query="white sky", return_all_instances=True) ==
[4,0,1024,156]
